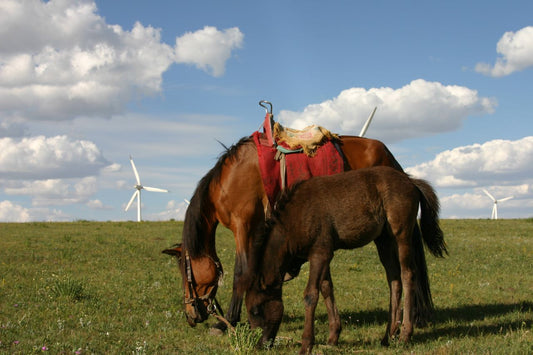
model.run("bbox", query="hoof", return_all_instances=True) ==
[209,321,227,336]
[209,327,225,336]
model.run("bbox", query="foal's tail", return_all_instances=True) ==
[410,177,448,326]
[412,178,447,258]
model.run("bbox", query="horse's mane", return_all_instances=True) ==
[182,136,252,258]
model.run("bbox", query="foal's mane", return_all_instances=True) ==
[182,136,252,258]
[247,180,306,280]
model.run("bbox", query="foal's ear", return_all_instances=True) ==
[162,244,182,259]
[259,274,268,291]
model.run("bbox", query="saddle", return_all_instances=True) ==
[253,103,344,208]
[260,107,339,157]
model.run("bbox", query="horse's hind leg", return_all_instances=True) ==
[375,233,402,346]
[320,268,341,345]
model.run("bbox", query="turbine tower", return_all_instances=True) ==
[125,156,168,222]
[482,189,513,220]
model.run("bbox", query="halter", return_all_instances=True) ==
[183,249,225,320]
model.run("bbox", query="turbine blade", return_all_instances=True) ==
[359,106,377,137]
[482,189,496,201]
[184,199,190,205]
[144,186,168,193]
[499,196,514,202]
[125,190,138,211]
[130,156,141,185]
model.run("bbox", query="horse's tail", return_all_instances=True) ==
[410,177,448,326]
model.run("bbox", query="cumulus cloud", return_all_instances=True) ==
[277,79,496,142]
[0,135,111,179]
[475,26,533,77]
[440,185,533,219]
[406,137,533,218]
[150,199,189,221]
[87,199,111,209]
[0,0,243,121]
[175,26,244,77]
[406,136,533,187]
[0,200,31,222]
[0,199,71,221]
[4,177,97,206]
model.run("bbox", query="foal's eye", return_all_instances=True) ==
[251,306,261,317]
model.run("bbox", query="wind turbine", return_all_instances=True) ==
[359,107,377,137]
[482,189,513,220]
[125,156,169,222]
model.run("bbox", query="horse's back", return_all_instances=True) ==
[339,136,403,171]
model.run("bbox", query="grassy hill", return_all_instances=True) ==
[0,220,531,354]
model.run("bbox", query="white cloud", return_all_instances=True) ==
[0,0,243,121]
[406,136,533,188]
[4,177,97,206]
[440,185,533,219]
[0,200,31,222]
[277,79,496,142]
[407,137,533,218]
[475,26,533,77]
[87,199,111,210]
[152,199,189,221]
[0,135,110,179]
[175,26,244,77]
[0,199,71,222]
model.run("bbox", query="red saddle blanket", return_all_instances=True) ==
[252,131,344,206]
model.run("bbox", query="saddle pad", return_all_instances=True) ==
[252,131,344,206]
[273,122,339,157]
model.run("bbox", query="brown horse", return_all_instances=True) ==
[163,134,436,332]
[242,167,447,354]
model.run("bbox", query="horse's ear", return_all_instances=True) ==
[162,244,182,259]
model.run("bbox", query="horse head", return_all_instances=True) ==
[244,274,284,347]
[162,244,223,326]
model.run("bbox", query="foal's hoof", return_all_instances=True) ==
[209,321,227,336]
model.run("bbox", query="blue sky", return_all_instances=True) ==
[1,0,532,221]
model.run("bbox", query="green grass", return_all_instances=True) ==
[0,220,531,354]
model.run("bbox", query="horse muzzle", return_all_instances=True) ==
[184,299,210,326]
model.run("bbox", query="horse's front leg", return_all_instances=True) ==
[300,256,331,355]
[210,240,247,334]
[227,251,247,325]
[320,268,341,345]
[218,205,265,333]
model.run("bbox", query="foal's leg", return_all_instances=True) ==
[375,234,402,346]
[320,268,341,345]
[300,256,331,355]
[397,240,415,343]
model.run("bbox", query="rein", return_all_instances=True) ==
[183,249,225,319]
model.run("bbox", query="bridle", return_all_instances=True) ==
[183,249,225,320]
